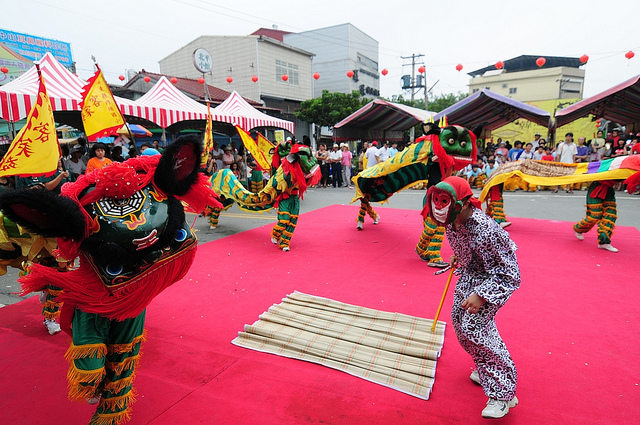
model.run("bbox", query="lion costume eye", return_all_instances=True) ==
[448,138,455,145]
[460,141,467,148]
[105,263,124,276]
[174,228,188,242]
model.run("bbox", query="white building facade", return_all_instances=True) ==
[284,23,380,99]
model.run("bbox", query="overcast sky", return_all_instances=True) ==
[5,0,640,101]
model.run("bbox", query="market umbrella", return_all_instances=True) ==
[117,124,152,137]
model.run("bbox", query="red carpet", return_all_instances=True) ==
[1,205,639,424]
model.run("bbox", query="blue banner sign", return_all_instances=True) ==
[0,29,73,70]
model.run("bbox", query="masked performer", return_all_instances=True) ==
[425,176,520,418]
[0,136,220,425]
[573,180,619,252]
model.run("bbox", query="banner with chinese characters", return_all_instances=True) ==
[201,103,213,166]
[80,65,125,141]
[0,69,59,177]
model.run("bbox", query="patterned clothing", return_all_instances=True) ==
[446,207,520,400]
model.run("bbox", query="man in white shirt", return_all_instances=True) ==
[377,141,392,162]
[530,133,542,149]
[553,132,578,193]
[365,141,380,168]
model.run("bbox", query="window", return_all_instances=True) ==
[276,59,299,85]
[509,87,517,94]
[502,83,508,88]
[472,88,479,93]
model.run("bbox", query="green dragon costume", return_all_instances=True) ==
[351,120,479,267]
[209,141,321,251]
[479,156,640,251]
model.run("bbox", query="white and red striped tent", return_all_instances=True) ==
[136,76,240,129]
[0,52,85,122]
[0,52,161,127]
[213,91,294,133]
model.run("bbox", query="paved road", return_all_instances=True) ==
[1,186,638,307]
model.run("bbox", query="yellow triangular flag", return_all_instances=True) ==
[80,64,125,141]
[235,126,273,171]
[0,69,59,178]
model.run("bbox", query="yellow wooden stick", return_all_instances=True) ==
[431,266,455,332]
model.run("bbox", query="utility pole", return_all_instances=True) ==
[401,53,425,141]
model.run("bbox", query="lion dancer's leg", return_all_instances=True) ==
[208,207,222,229]
[486,184,511,228]
[597,199,617,248]
[573,183,602,239]
[356,196,379,230]
[249,170,264,193]
[41,284,63,335]
[272,195,299,252]
[66,308,146,425]
[415,216,448,268]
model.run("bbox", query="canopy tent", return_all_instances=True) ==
[136,76,240,129]
[333,99,436,142]
[555,74,640,128]
[0,52,85,122]
[433,89,552,131]
[213,91,294,133]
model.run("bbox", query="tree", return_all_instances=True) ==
[388,91,468,113]
[295,90,365,128]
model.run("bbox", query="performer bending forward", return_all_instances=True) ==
[425,176,520,419]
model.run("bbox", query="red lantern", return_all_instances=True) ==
[143,76,151,83]
[536,57,546,67]
[455,64,463,72]
[1,66,9,74]
[251,75,258,82]
[226,76,233,83]
[579,54,589,64]
[170,77,178,84]
[495,61,504,69]
[625,51,635,60]
[313,72,320,80]
[381,68,388,76]
[197,77,204,84]
[418,66,425,73]
[118,75,125,81]
[346,70,354,78]
[281,74,288,81]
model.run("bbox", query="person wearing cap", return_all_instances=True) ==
[65,145,87,180]
[86,143,112,174]
[425,176,520,419]
[494,142,508,158]
[340,143,353,188]
[222,145,235,169]
[530,133,542,149]
[365,141,380,168]
[329,144,343,187]
[553,132,578,193]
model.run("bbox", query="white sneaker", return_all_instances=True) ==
[44,319,61,335]
[373,216,380,225]
[499,221,512,228]
[575,231,584,241]
[87,395,101,405]
[598,243,618,253]
[209,225,217,230]
[356,221,363,230]
[470,370,481,385]
[481,396,518,418]
[271,237,278,245]
[282,246,290,252]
